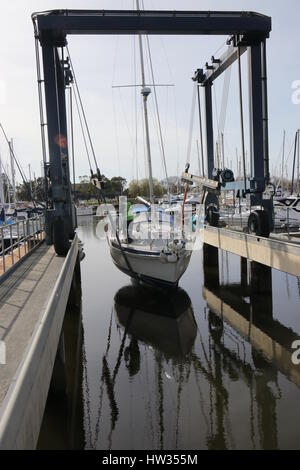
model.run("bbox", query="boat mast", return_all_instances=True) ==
[9,139,16,206]
[281,129,285,194]
[28,163,33,201]
[0,154,4,206]
[136,0,154,203]
[297,129,300,196]
[6,163,11,207]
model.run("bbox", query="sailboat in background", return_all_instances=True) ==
[0,158,5,226]
[107,0,193,288]
[0,149,15,225]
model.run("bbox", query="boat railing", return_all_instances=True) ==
[0,215,45,279]
[274,204,300,239]
[219,200,300,238]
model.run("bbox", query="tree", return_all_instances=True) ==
[110,176,127,195]
[153,179,164,197]
[75,174,127,200]
[79,175,89,183]
[128,180,140,198]
[16,174,127,202]
[16,177,46,202]
[127,178,164,199]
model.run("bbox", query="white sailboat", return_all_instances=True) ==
[0,155,5,221]
[107,1,193,287]
[109,237,192,287]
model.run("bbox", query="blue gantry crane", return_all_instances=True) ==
[32,9,272,255]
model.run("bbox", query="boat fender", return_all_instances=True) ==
[167,253,178,263]
[159,251,168,263]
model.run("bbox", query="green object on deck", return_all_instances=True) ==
[127,202,134,222]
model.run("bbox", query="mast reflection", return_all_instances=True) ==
[95,284,197,450]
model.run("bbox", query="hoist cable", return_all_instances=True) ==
[237,47,247,194]
[32,19,47,165]
[218,64,231,169]
[183,81,197,229]
[68,87,76,192]
[213,86,221,168]
[196,84,205,177]
[186,81,197,166]
[67,49,137,279]
[66,46,99,174]
[219,64,231,140]
[72,85,93,173]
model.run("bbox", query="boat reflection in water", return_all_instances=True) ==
[114,283,197,361]
[94,284,198,450]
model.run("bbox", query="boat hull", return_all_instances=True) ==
[109,240,191,287]
[76,205,96,216]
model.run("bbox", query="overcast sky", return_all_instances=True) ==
[0,0,299,185]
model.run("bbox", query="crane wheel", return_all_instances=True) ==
[247,210,270,238]
[53,219,70,256]
[206,204,219,227]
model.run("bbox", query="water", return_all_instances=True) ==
[38,216,300,450]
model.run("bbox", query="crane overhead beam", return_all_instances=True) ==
[33,9,271,41]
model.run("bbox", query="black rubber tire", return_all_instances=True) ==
[208,310,223,342]
[247,210,270,238]
[206,204,219,227]
[53,220,70,256]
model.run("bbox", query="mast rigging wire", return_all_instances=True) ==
[0,123,40,208]
[237,47,247,194]
[67,48,138,279]
[291,130,298,195]
[133,34,139,182]
[145,34,170,195]
[186,81,197,166]
[72,85,93,173]
[66,46,100,174]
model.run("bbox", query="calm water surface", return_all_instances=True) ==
[38,216,300,450]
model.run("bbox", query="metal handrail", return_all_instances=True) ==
[219,200,300,236]
[274,204,300,234]
[0,215,45,277]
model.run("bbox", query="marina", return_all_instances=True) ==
[0,0,299,454]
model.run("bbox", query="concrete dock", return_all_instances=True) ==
[0,236,78,449]
[203,226,300,276]
[203,286,300,388]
